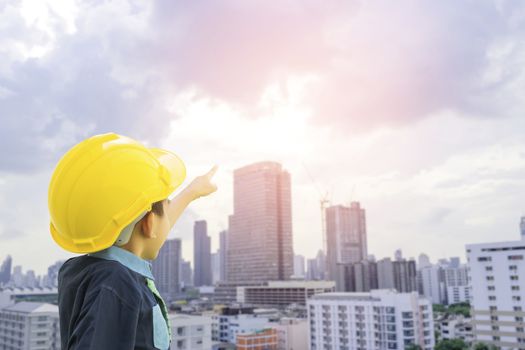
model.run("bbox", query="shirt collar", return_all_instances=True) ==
[88,246,155,280]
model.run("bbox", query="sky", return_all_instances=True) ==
[1,0,525,275]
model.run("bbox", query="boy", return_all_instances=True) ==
[49,133,218,349]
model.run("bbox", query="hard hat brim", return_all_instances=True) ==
[149,148,187,193]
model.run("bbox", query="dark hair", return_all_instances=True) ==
[151,200,165,216]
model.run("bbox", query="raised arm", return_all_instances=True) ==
[166,165,218,230]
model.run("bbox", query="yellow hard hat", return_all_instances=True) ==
[48,132,186,253]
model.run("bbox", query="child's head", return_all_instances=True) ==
[48,133,186,255]
[117,198,172,260]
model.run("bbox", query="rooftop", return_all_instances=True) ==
[2,302,58,314]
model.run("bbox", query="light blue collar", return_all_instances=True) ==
[88,246,155,280]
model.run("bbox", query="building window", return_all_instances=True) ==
[509,255,524,261]
[511,275,519,281]
[486,276,495,281]
[485,266,493,271]
[478,257,492,262]
[510,265,518,271]
[512,286,520,291]
[488,296,496,301]
[488,286,496,291]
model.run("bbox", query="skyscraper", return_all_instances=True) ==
[326,202,367,291]
[394,249,403,261]
[227,161,293,282]
[377,258,418,293]
[316,249,326,280]
[194,220,212,286]
[293,254,305,278]
[152,238,181,302]
[0,255,12,286]
[521,216,525,239]
[211,252,220,284]
[219,230,228,281]
[418,253,431,269]
[180,260,193,287]
[44,260,64,288]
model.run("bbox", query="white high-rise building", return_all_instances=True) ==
[169,314,212,350]
[467,240,525,349]
[0,302,60,350]
[420,265,446,305]
[308,290,434,350]
[444,264,470,304]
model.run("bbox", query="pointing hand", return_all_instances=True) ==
[187,165,219,200]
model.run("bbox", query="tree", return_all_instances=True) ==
[433,304,447,313]
[433,302,471,317]
[406,345,422,350]
[447,302,471,317]
[435,339,468,350]
[473,343,498,350]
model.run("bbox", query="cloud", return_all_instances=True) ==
[0,228,23,240]
[3,0,524,174]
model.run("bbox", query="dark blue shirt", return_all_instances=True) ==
[58,247,170,349]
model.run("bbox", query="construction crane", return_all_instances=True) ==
[301,162,331,255]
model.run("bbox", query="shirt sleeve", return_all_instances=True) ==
[71,285,141,350]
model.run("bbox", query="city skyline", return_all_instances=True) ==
[2,1,525,275]
[2,2,525,349]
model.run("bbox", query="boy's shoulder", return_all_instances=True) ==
[59,255,146,305]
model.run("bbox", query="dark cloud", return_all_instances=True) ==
[0,2,177,173]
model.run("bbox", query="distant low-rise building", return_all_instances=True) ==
[274,317,308,350]
[236,280,335,307]
[0,287,58,309]
[236,328,278,350]
[435,314,473,344]
[211,306,277,345]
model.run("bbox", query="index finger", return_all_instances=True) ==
[206,164,218,178]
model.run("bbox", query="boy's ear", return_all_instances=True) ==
[141,212,157,239]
